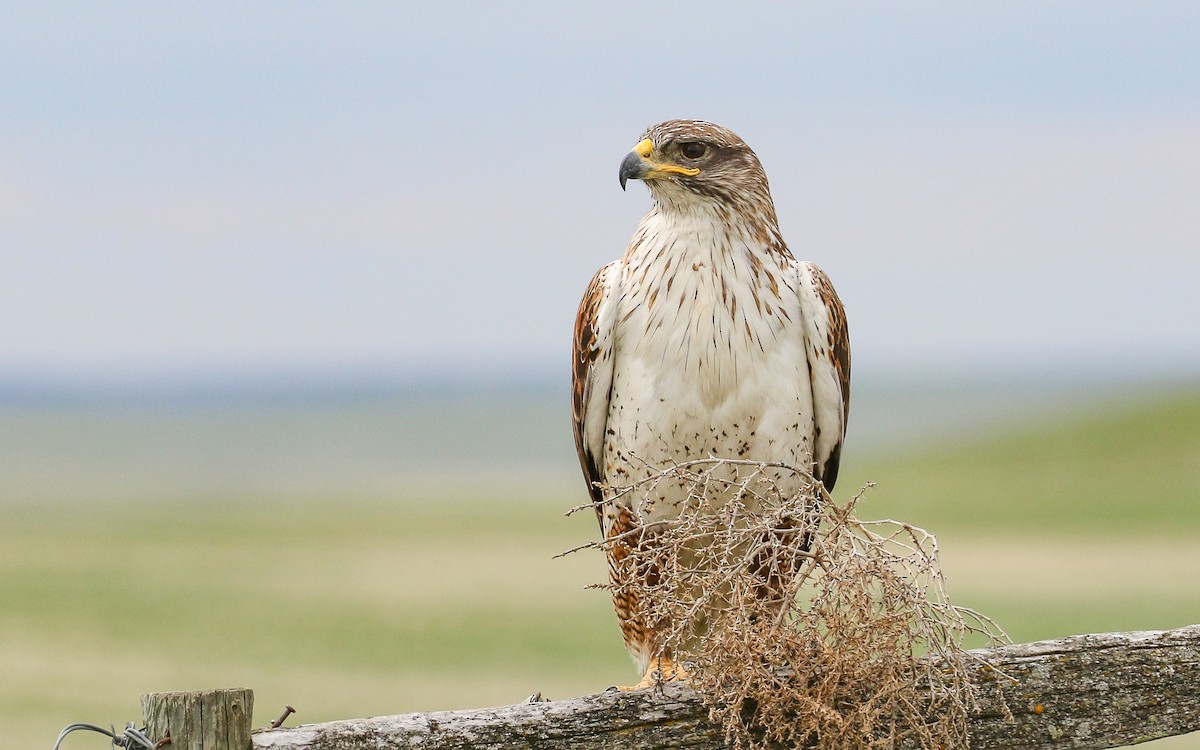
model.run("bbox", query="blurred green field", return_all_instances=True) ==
[2,385,1198,748]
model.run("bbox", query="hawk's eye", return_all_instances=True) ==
[679,142,708,160]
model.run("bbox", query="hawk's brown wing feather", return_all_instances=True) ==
[571,261,620,526]
[812,265,851,429]
[799,262,851,491]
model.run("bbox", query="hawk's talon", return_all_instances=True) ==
[614,655,691,691]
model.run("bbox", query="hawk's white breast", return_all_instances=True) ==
[602,207,817,523]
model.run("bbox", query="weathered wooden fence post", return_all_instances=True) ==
[141,688,254,750]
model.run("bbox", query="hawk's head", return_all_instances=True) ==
[618,119,773,213]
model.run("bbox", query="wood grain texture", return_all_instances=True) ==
[143,688,254,750]
[252,626,1200,750]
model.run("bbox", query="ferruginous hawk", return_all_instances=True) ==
[571,120,851,689]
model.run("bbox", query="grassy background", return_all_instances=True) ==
[2,382,1198,748]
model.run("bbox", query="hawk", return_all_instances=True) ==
[571,120,851,689]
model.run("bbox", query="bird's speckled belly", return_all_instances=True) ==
[602,344,815,524]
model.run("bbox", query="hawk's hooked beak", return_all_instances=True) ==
[619,138,700,190]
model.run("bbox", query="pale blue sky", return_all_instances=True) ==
[2,2,1198,386]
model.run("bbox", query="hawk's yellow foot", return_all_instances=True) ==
[616,656,691,691]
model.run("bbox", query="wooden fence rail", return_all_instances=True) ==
[148,625,1200,750]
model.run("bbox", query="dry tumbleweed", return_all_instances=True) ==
[566,458,1007,750]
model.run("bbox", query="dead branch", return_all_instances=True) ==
[252,624,1200,750]
[577,468,1003,748]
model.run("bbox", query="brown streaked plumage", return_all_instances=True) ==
[571,120,851,688]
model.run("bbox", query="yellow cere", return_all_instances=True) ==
[630,138,701,178]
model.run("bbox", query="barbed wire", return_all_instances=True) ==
[52,722,165,750]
